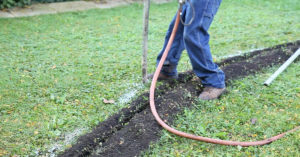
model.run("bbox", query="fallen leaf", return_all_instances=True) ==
[66,144,72,148]
[251,118,257,125]
[51,65,56,69]
[103,99,115,104]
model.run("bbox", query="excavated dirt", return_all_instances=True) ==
[59,40,299,157]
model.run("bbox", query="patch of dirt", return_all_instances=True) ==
[59,40,299,157]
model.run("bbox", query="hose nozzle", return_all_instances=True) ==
[178,0,195,26]
[178,0,185,15]
[178,0,185,9]
[178,0,185,5]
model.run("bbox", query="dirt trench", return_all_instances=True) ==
[60,40,299,157]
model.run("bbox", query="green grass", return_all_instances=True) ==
[0,0,299,156]
[143,62,300,157]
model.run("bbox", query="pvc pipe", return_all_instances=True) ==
[264,48,300,86]
[142,0,150,83]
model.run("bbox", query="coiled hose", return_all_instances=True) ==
[149,10,299,147]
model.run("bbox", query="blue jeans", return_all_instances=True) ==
[157,0,225,88]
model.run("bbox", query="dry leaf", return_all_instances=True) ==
[51,65,56,69]
[103,99,115,104]
[251,118,257,125]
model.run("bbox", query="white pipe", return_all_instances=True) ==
[264,48,300,86]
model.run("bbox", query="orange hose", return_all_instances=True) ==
[149,10,300,146]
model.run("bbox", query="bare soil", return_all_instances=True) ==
[59,40,300,157]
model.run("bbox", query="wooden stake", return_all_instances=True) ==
[142,0,150,83]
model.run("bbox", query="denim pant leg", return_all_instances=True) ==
[183,0,225,88]
[156,7,187,77]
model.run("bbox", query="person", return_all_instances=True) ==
[156,0,226,100]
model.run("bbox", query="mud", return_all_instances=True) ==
[59,40,299,157]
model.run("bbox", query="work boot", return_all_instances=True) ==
[199,86,226,100]
[147,73,178,81]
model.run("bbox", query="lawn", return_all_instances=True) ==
[0,0,299,156]
[143,62,300,157]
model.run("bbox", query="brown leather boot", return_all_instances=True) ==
[199,86,226,100]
